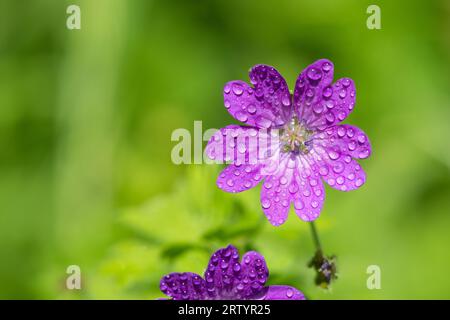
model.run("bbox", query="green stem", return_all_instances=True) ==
[309,221,322,252]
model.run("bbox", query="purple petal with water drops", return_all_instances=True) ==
[160,272,207,300]
[236,251,269,299]
[205,125,273,165]
[293,59,334,124]
[217,164,263,193]
[294,59,356,130]
[223,65,291,129]
[263,285,306,300]
[311,124,371,160]
[315,156,367,191]
[204,245,241,299]
[292,167,325,222]
[260,168,294,226]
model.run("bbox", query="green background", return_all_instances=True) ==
[1,0,449,299]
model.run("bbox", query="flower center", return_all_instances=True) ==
[280,117,313,154]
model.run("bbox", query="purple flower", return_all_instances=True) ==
[206,60,371,225]
[160,245,305,300]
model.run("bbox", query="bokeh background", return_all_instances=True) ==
[1,0,450,299]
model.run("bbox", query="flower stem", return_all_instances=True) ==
[309,221,322,252]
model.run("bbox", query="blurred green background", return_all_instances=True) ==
[1,0,449,299]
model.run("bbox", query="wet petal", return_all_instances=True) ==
[223,65,291,128]
[292,165,325,222]
[217,164,263,193]
[235,251,269,299]
[312,125,372,160]
[263,285,306,300]
[160,272,207,300]
[204,245,241,299]
[205,125,273,165]
[316,156,367,191]
[260,169,294,226]
[294,59,356,129]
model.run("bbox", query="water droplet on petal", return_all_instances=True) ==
[326,112,335,123]
[322,62,332,72]
[313,104,324,114]
[280,176,288,185]
[322,86,332,99]
[355,178,364,187]
[348,141,356,151]
[247,104,257,114]
[224,84,231,94]
[307,67,322,81]
[261,198,271,209]
[319,166,329,176]
[235,111,248,122]
[224,100,231,109]
[337,127,346,137]
[226,179,235,187]
[336,176,345,185]
[286,288,294,298]
[256,116,272,128]
[294,199,304,210]
[333,161,345,174]
[357,134,366,144]
[359,149,370,159]
[328,150,339,160]
[232,84,244,96]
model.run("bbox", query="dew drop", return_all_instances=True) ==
[355,178,364,187]
[261,198,271,209]
[247,104,257,114]
[323,87,332,99]
[286,288,294,298]
[326,112,335,123]
[357,134,366,144]
[294,199,304,210]
[307,67,322,81]
[256,116,272,128]
[322,62,332,72]
[328,150,339,160]
[348,141,356,151]
[359,149,370,159]
[319,166,329,176]
[235,111,248,122]
[337,127,346,137]
[226,179,235,187]
[232,84,244,96]
[313,104,323,114]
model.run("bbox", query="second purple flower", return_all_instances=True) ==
[206,59,372,226]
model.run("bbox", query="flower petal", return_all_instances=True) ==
[160,272,207,300]
[260,172,293,226]
[203,245,241,299]
[206,125,273,165]
[217,164,263,193]
[292,165,325,222]
[294,59,356,129]
[223,65,291,128]
[312,124,372,160]
[317,157,367,191]
[236,251,269,299]
[262,285,306,300]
